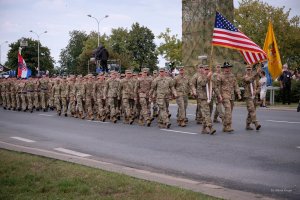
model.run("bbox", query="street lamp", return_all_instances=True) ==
[29,30,47,75]
[0,41,8,65]
[87,14,109,47]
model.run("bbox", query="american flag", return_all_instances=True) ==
[212,12,267,64]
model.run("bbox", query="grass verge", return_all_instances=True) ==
[0,149,219,200]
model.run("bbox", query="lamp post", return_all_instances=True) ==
[29,30,47,75]
[0,41,8,65]
[87,14,109,47]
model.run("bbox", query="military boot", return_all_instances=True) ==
[255,122,261,130]
[202,127,209,134]
[213,118,220,123]
[209,127,216,135]
[246,123,254,130]
[180,120,186,127]
[146,120,151,127]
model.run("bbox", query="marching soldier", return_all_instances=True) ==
[52,78,61,115]
[134,68,153,126]
[25,77,35,113]
[174,66,190,127]
[119,70,135,124]
[39,75,49,112]
[15,79,22,111]
[60,77,70,117]
[93,73,106,121]
[191,64,204,124]
[20,79,27,111]
[212,64,224,123]
[48,77,55,110]
[150,68,177,129]
[104,71,120,123]
[217,62,241,132]
[85,75,95,120]
[10,78,17,110]
[75,75,85,119]
[192,65,216,134]
[152,70,158,118]
[68,75,77,117]
[33,77,40,111]
[242,65,262,131]
[5,78,11,110]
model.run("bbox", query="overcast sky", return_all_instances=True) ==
[0,0,299,68]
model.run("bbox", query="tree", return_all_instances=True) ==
[234,0,300,69]
[127,23,158,72]
[5,38,54,75]
[157,28,182,69]
[59,30,88,74]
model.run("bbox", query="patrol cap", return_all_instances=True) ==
[120,73,125,77]
[197,64,204,68]
[246,65,252,70]
[132,72,138,76]
[142,68,149,73]
[125,69,132,74]
[203,65,209,70]
[159,68,165,72]
[153,70,158,74]
[177,66,184,70]
[222,62,232,68]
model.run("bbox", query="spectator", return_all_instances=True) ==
[279,64,292,105]
[259,71,267,107]
[95,44,109,73]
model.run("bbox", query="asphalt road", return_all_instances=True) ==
[0,105,299,199]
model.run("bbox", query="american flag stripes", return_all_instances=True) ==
[212,12,267,64]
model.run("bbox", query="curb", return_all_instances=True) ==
[0,141,275,200]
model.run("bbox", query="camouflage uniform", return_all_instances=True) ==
[151,70,158,117]
[68,77,76,117]
[85,75,95,120]
[10,79,17,110]
[217,63,241,132]
[119,70,135,124]
[192,67,216,134]
[104,72,120,123]
[39,77,49,111]
[243,67,261,130]
[52,79,61,115]
[212,71,224,122]
[33,79,40,110]
[48,79,55,110]
[25,79,35,112]
[93,74,106,121]
[60,78,70,117]
[134,68,153,126]
[150,69,177,128]
[5,79,11,109]
[1,80,6,108]
[174,68,190,127]
[20,80,27,111]
[190,67,203,124]
[16,81,22,111]
[75,77,86,119]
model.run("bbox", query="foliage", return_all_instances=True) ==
[5,38,54,76]
[234,0,300,70]
[127,23,158,72]
[58,30,88,74]
[157,28,182,69]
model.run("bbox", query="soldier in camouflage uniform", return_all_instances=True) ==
[242,65,261,131]
[134,68,153,126]
[10,78,17,110]
[104,71,120,123]
[68,75,76,117]
[0,79,2,106]
[60,77,70,117]
[131,72,140,121]
[48,78,55,110]
[192,65,216,134]
[212,64,224,123]
[151,70,158,118]
[25,77,35,113]
[15,79,22,111]
[174,66,190,127]
[93,73,106,121]
[33,77,40,111]
[150,68,177,128]
[39,75,50,112]
[52,78,61,115]
[20,79,27,111]
[5,78,11,110]
[84,75,95,120]
[119,70,135,124]
[190,64,204,124]
[1,79,7,109]
[75,76,85,119]
[217,62,241,132]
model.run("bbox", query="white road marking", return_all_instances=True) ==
[187,114,195,116]
[160,129,198,135]
[296,146,300,149]
[266,120,300,124]
[11,137,35,143]
[54,148,91,157]
[38,114,53,117]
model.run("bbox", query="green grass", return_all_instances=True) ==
[0,149,219,200]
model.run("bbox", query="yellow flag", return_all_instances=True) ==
[263,21,282,80]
